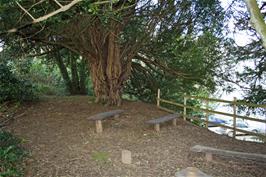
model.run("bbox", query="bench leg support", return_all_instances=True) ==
[95,120,103,133]
[154,124,160,132]
[172,119,177,126]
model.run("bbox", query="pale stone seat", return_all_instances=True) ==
[146,113,180,131]
[87,109,124,133]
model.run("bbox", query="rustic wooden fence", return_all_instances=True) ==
[156,89,266,140]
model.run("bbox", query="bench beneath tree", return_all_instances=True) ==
[146,113,180,132]
[87,109,124,133]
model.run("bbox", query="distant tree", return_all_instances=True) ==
[52,48,88,95]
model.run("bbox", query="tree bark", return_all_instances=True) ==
[55,53,73,93]
[56,51,88,95]
[88,25,131,106]
[245,0,266,49]
[70,56,81,94]
[78,58,87,94]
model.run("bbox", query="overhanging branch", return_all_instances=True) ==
[6,0,113,34]
[135,53,194,79]
[245,0,266,48]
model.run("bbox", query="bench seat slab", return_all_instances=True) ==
[146,113,180,124]
[87,109,124,121]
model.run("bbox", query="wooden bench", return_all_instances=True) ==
[146,113,180,132]
[87,109,124,133]
[190,145,266,162]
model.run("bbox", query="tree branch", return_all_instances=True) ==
[245,0,266,48]
[53,0,63,7]
[16,2,36,21]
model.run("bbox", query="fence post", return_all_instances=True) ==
[183,93,187,120]
[233,97,237,139]
[205,100,209,128]
[157,89,160,107]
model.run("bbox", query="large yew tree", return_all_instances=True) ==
[0,0,224,106]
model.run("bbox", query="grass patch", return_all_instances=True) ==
[91,151,109,163]
[0,131,28,177]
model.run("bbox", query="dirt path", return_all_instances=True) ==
[7,96,266,177]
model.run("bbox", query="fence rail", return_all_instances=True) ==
[156,89,266,140]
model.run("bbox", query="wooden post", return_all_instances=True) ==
[95,120,103,133]
[157,89,160,107]
[172,119,177,126]
[205,100,209,128]
[233,97,237,138]
[183,93,187,120]
[154,124,160,132]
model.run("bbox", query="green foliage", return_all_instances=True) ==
[91,151,109,163]
[126,32,222,104]
[0,62,37,103]
[125,0,225,104]
[28,59,67,96]
[0,131,28,177]
[191,118,205,127]
[0,0,232,106]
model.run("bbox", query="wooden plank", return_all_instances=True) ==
[183,94,187,120]
[157,106,175,113]
[87,109,124,121]
[205,100,209,128]
[191,145,266,162]
[157,89,160,107]
[95,120,103,133]
[184,95,266,108]
[233,97,237,138]
[154,124,160,132]
[235,101,266,108]
[236,114,266,123]
[159,98,185,107]
[183,117,266,138]
[184,95,232,104]
[172,119,177,126]
[159,99,266,124]
[146,113,180,124]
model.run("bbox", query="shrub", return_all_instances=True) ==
[0,131,28,177]
[0,63,37,103]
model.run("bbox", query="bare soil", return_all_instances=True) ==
[6,96,266,177]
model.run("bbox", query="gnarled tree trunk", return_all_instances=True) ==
[88,24,131,106]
